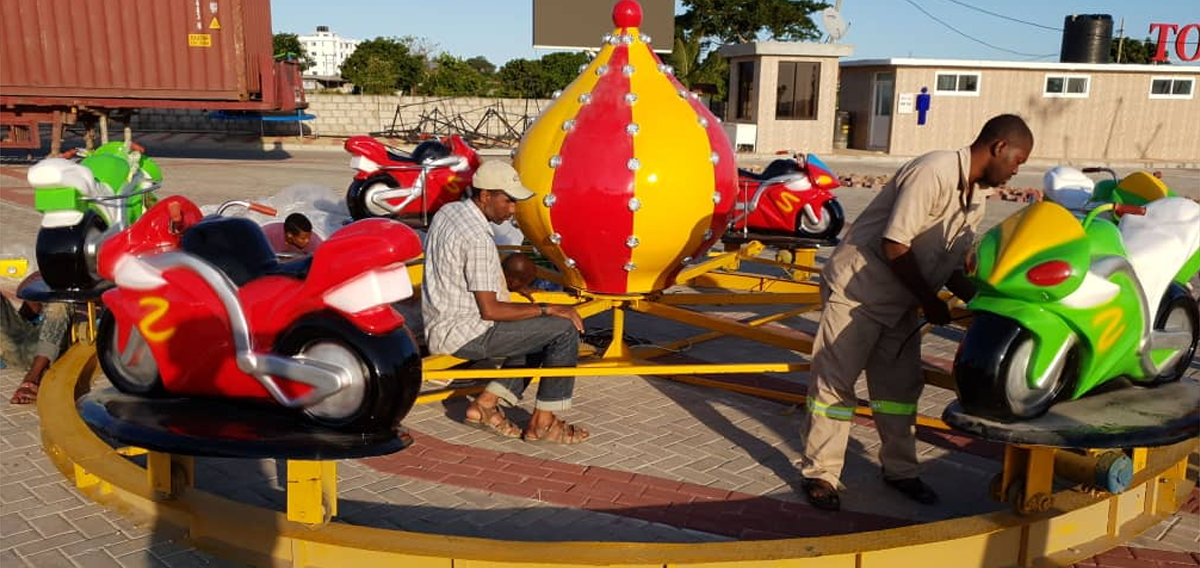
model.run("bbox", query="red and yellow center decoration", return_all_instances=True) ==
[514,0,737,295]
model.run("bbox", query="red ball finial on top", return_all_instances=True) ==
[612,0,642,28]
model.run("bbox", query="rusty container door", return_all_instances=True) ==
[0,0,274,101]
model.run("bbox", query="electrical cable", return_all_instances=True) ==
[899,0,1065,57]
[940,0,1061,32]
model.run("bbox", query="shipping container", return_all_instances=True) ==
[0,0,304,149]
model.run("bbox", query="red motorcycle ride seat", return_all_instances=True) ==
[180,217,281,287]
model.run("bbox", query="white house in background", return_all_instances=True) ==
[299,26,360,78]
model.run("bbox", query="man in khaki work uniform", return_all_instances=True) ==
[798,114,1034,511]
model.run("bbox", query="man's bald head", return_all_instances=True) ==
[502,253,538,292]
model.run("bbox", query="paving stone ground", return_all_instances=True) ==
[1,140,1196,567]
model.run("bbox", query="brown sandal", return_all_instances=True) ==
[463,402,521,438]
[9,380,39,405]
[524,418,589,445]
[800,477,840,511]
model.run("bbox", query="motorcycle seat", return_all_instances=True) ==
[181,217,280,287]
[1120,197,1200,310]
[28,158,102,197]
[739,159,803,182]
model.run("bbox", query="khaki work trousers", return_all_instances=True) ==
[798,286,924,488]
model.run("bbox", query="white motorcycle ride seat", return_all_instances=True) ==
[1042,166,1095,212]
[28,158,103,198]
[1119,196,1200,314]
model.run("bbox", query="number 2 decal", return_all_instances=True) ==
[1092,307,1126,353]
[137,296,176,343]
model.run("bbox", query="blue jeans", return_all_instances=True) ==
[453,316,578,412]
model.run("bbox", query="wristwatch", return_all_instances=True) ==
[538,302,548,316]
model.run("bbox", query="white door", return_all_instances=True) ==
[869,72,895,150]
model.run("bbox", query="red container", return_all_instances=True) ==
[0,0,302,110]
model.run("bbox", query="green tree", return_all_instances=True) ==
[424,54,491,96]
[1110,37,1167,64]
[465,56,496,76]
[540,52,592,91]
[495,52,590,98]
[341,37,425,95]
[272,33,315,72]
[496,58,553,98]
[668,0,826,101]
[676,0,826,46]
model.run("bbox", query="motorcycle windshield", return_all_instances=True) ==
[803,154,839,189]
[972,201,1088,301]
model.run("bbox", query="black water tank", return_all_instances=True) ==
[1060,14,1113,63]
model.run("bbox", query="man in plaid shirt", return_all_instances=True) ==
[423,160,589,445]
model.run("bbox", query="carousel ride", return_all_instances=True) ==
[28,1,1198,566]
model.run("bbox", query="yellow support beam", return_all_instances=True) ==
[630,299,813,353]
[423,361,809,381]
[286,460,338,526]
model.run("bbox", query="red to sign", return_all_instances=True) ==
[1149,23,1200,62]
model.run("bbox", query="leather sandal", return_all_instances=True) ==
[523,418,589,445]
[801,477,841,511]
[463,402,522,438]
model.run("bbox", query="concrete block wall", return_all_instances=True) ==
[126,95,554,140]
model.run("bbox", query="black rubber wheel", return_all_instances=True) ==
[1145,283,1199,384]
[346,175,399,220]
[796,199,845,240]
[96,310,165,396]
[953,312,1077,421]
[36,209,107,290]
[274,311,422,433]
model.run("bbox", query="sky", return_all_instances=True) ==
[270,0,1200,66]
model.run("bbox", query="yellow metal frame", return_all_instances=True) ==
[38,342,1197,567]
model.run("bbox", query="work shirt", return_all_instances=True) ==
[422,199,504,354]
[821,147,987,327]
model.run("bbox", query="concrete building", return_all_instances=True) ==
[720,41,1199,163]
[718,42,855,156]
[837,59,1200,163]
[299,25,360,79]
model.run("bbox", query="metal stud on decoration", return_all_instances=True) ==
[552,90,563,99]
[562,119,575,131]
[578,64,588,73]
[657,63,674,75]
[564,257,577,268]
[626,123,640,136]
[578,93,592,104]
[543,193,557,207]
[710,152,720,164]
[627,158,640,171]
[623,64,636,76]
[625,93,638,104]
[626,236,640,248]
[712,192,721,204]
[596,65,609,76]
[621,34,634,44]
[548,232,562,244]
[628,197,641,212]
[640,33,651,43]
[602,33,614,44]
[698,117,709,128]
[682,256,693,263]
[704,229,713,240]
[549,155,562,168]
[509,148,518,158]
[623,262,637,272]
[678,88,689,99]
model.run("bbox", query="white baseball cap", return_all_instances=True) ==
[473,160,534,201]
